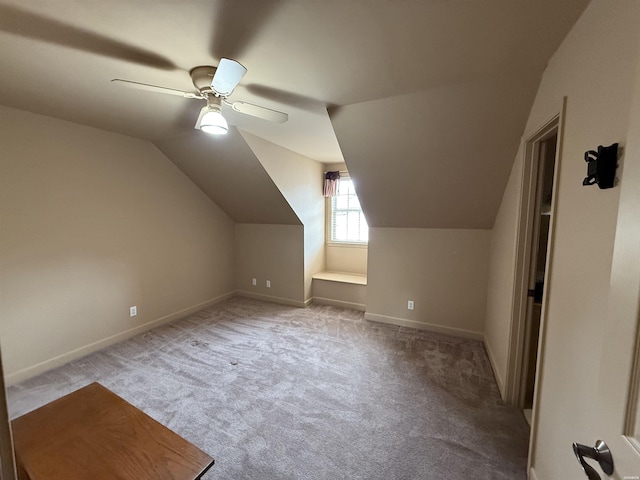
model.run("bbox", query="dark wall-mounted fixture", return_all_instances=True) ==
[583,143,618,189]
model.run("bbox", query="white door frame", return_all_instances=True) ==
[503,100,567,426]
[0,345,17,480]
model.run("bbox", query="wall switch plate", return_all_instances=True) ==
[266,280,271,288]
[130,306,137,317]
[252,278,257,286]
[407,300,414,311]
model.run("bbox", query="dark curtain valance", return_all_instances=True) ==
[323,171,340,197]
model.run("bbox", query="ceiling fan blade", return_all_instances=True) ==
[212,58,247,97]
[228,100,288,124]
[111,79,202,99]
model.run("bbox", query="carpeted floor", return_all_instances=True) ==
[8,297,529,479]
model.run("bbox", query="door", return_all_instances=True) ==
[579,75,640,478]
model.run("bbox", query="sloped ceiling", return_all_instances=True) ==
[331,71,541,229]
[156,129,300,225]
[0,0,589,228]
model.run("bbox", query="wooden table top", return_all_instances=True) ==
[11,383,214,480]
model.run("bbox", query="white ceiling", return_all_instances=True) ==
[0,0,589,227]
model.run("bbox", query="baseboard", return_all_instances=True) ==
[5,291,236,386]
[364,312,483,341]
[235,290,306,308]
[483,334,506,398]
[312,296,366,311]
[529,467,538,480]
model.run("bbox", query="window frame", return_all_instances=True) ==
[325,176,369,246]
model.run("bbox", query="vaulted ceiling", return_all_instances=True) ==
[0,0,589,228]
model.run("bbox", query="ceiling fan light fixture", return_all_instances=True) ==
[196,103,228,135]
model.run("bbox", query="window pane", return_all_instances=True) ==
[333,212,348,241]
[335,194,349,209]
[329,178,368,244]
[347,211,360,241]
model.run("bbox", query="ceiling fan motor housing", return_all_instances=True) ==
[190,66,217,95]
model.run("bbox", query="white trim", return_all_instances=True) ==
[0,346,17,480]
[326,241,369,248]
[364,312,483,341]
[484,333,506,397]
[312,297,366,311]
[236,290,307,308]
[326,176,369,245]
[529,467,538,480]
[526,99,567,477]
[5,291,236,386]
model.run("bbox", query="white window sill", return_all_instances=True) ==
[326,242,368,249]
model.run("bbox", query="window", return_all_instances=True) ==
[329,177,368,243]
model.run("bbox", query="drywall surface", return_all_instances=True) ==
[486,1,640,477]
[312,278,366,311]
[240,132,324,303]
[325,244,367,275]
[330,72,541,229]
[235,224,305,306]
[366,228,490,339]
[155,130,300,225]
[0,105,236,383]
[484,157,523,395]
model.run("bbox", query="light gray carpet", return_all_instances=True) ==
[8,297,529,479]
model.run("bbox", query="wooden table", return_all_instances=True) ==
[11,383,214,480]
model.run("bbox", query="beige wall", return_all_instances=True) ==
[241,132,325,303]
[0,106,236,384]
[325,244,367,274]
[484,158,523,394]
[235,224,305,306]
[483,1,640,478]
[365,228,490,339]
[312,279,366,311]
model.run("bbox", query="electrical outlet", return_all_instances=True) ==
[266,280,271,288]
[407,300,414,311]
[130,306,137,317]
[252,278,257,286]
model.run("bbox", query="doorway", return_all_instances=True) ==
[504,114,562,415]
[520,132,557,415]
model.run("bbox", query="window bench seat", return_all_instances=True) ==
[312,271,367,285]
[311,271,367,311]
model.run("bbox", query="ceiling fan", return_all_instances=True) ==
[112,58,288,135]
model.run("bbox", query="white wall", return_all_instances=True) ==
[484,1,640,477]
[365,228,490,339]
[0,106,236,384]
